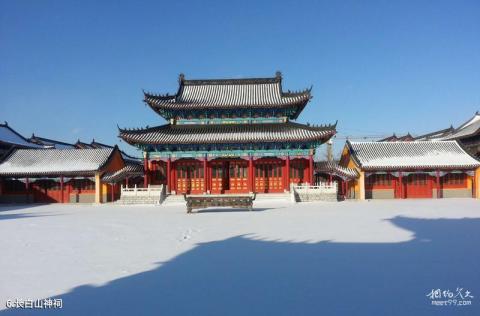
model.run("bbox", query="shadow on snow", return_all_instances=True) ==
[0,211,56,221]
[195,207,275,213]
[0,204,45,213]
[2,216,479,316]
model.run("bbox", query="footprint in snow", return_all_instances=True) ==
[179,228,196,242]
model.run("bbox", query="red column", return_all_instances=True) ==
[209,162,213,192]
[285,155,290,191]
[473,172,476,198]
[60,176,64,203]
[203,157,208,194]
[309,154,314,185]
[436,170,441,198]
[25,177,30,203]
[143,153,149,188]
[67,179,71,203]
[172,161,177,193]
[125,177,129,187]
[248,156,253,193]
[110,183,115,202]
[399,172,403,199]
[166,157,171,193]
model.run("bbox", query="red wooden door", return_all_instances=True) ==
[211,162,226,194]
[176,161,204,194]
[228,161,248,193]
[290,159,306,184]
[255,160,283,193]
[405,173,432,198]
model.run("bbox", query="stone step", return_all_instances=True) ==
[116,196,161,205]
[255,193,291,201]
[161,193,291,205]
[161,195,186,206]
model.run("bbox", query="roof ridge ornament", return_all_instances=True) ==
[179,73,185,83]
[275,71,282,80]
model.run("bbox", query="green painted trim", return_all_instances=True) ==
[155,108,298,120]
[135,141,322,153]
[148,149,313,159]
[176,117,286,125]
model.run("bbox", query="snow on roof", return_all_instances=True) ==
[347,140,480,170]
[119,122,336,145]
[457,112,480,129]
[144,73,312,120]
[315,161,359,179]
[28,135,77,149]
[442,112,480,140]
[0,148,118,177]
[0,124,43,148]
[102,163,144,183]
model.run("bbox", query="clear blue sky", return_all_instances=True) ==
[1,0,479,157]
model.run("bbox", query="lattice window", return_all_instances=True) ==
[443,173,467,188]
[71,179,95,191]
[366,174,393,188]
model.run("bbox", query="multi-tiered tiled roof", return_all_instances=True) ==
[144,72,312,120]
[119,122,336,146]
[122,73,336,154]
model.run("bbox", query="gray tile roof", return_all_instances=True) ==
[0,148,118,177]
[144,73,311,117]
[315,161,359,179]
[413,112,480,141]
[28,134,77,149]
[119,122,336,145]
[102,163,144,183]
[347,140,480,170]
[0,123,43,149]
[442,112,480,140]
[413,126,455,141]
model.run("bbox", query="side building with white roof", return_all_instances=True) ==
[0,123,144,204]
[0,147,129,203]
[339,140,480,200]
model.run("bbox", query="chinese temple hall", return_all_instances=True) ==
[339,140,480,200]
[119,73,337,195]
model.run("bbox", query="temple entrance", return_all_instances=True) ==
[290,159,307,184]
[405,173,432,198]
[176,160,204,194]
[150,160,166,185]
[227,160,248,193]
[211,161,227,194]
[255,159,283,193]
[210,159,248,194]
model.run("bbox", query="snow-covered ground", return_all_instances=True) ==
[0,199,479,315]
